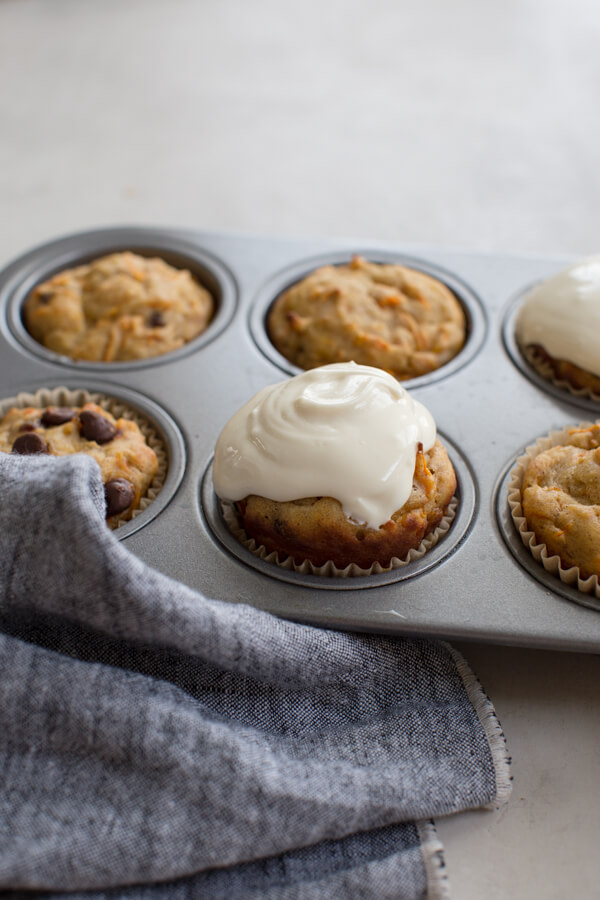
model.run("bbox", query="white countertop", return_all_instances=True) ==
[2,0,600,896]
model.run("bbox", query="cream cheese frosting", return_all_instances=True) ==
[213,362,436,529]
[516,256,600,377]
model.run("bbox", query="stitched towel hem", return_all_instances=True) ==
[445,644,513,809]
[416,820,451,900]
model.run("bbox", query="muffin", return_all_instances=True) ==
[515,255,600,394]
[0,400,159,526]
[517,424,600,582]
[24,251,214,362]
[213,362,457,571]
[267,255,466,380]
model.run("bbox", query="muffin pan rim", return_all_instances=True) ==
[0,226,238,372]
[199,430,478,591]
[0,377,187,541]
[248,249,487,387]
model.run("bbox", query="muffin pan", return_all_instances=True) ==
[1,227,599,653]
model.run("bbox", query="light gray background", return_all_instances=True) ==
[1,1,600,897]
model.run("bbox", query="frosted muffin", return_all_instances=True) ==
[24,251,214,362]
[519,424,600,581]
[0,401,158,526]
[515,256,600,394]
[267,255,466,380]
[213,362,456,570]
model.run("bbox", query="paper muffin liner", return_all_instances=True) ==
[0,386,168,529]
[219,495,458,578]
[521,344,600,404]
[507,421,600,598]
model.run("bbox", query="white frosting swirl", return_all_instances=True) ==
[516,256,600,377]
[213,362,436,529]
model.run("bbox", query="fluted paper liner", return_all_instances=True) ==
[0,386,167,529]
[220,496,458,578]
[507,421,600,598]
[521,344,600,404]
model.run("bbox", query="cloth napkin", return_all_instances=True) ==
[0,454,511,899]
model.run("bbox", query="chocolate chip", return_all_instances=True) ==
[41,406,76,427]
[12,432,49,454]
[104,478,135,517]
[19,422,38,432]
[36,290,54,305]
[79,409,117,444]
[148,311,165,327]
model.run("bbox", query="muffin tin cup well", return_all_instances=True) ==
[249,250,487,387]
[495,424,600,612]
[200,433,477,591]
[0,227,237,372]
[502,289,600,414]
[0,381,186,540]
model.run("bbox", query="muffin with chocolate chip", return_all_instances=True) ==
[267,255,466,380]
[24,251,214,362]
[0,402,158,526]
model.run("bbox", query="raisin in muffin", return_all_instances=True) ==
[520,424,600,580]
[213,362,457,570]
[516,255,600,394]
[267,255,466,380]
[0,402,158,526]
[24,251,214,362]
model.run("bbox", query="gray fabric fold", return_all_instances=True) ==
[4,824,435,900]
[0,454,507,898]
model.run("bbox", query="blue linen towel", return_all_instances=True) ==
[0,454,511,899]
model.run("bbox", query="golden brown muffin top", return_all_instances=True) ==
[24,251,214,362]
[267,255,466,379]
[522,425,600,580]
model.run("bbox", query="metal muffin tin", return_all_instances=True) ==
[1,226,599,653]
